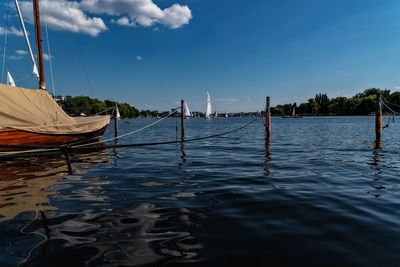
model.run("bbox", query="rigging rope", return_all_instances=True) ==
[15,73,35,83]
[43,4,56,98]
[65,2,95,102]
[1,0,11,83]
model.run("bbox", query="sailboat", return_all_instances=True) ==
[184,101,191,118]
[282,105,302,118]
[205,92,212,119]
[0,0,110,149]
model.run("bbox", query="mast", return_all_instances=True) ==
[32,0,46,90]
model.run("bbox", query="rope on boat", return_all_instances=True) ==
[0,117,259,159]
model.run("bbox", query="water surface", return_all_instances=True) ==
[1,116,400,266]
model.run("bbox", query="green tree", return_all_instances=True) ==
[308,98,320,114]
[354,88,390,100]
[315,93,330,114]
[328,97,347,115]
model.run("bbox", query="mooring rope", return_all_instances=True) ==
[73,107,180,148]
[0,117,259,159]
[74,117,259,151]
[378,98,398,129]
[380,98,400,115]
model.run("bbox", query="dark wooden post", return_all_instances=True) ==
[265,97,271,139]
[376,93,382,140]
[181,100,185,141]
[114,103,118,138]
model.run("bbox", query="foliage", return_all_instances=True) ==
[57,96,150,118]
[315,93,330,114]
[275,88,395,116]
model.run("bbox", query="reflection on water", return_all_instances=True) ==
[45,203,203,266]
[0,151,111,222]
[367,139,385,197]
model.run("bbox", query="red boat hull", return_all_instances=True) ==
[0,126,107,149]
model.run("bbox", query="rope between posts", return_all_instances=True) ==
[74,117,259,150]
[0,117,259,159]
[380,98,400,115]
[73,106,180,148]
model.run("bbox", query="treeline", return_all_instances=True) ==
[56,96,158,118]
[272,88,399,116]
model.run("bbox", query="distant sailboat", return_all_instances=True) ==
[116,104,121,119]
[184,101,191,118]
[205,92,212,119]
[282,105,302,118]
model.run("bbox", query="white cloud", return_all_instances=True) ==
[16,0,191,37]
[394,86,400,90]
[114,16,136,27]
[20,0,107,37]
[136,55,143,61]
[0,26,24,36]
[215,98,239,103]
[80,0,192,29]
[161,4,192,29]
[15,50,28,55]
[43,53,52,61]
[9,55,23,60]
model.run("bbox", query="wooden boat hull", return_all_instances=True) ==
[0,126,107,149]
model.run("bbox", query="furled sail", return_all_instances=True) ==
[0,84,110,134]
[205,92,211,118]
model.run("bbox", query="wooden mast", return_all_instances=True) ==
[32,0,46,90]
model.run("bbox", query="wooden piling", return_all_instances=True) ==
[181,100,185,141]
[114,103,118,138]
[375,93,382,140]
[265,97,271,139]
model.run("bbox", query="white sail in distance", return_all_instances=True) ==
[7,72,16,86]
[116,104,121,119]
[205,92,212,118]
[184,101,191,117]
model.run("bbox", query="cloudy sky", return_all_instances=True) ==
[2,0,400,112]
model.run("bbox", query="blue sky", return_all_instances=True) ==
[2,0,400,112]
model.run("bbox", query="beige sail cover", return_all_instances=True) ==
[0,83,110,134]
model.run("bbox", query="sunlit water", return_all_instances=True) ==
[1,116,400,266]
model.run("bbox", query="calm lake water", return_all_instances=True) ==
[1,116,400,266]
